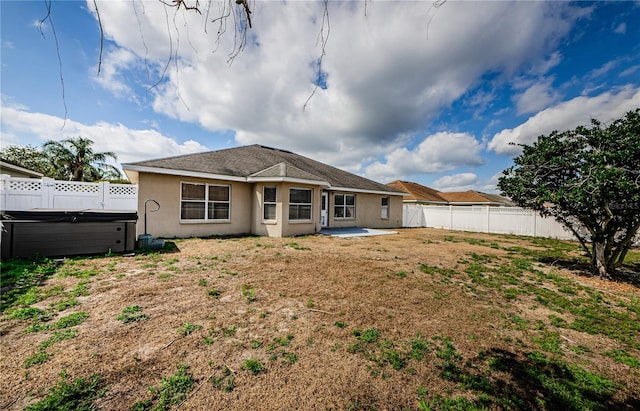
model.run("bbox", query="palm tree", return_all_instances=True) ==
[42,137,121,181]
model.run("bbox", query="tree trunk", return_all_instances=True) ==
[591,241,611,278]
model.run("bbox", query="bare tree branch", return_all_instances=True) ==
[92,0,104,75]
[236,0,252,28]
[149,1,175,90]
[39,0,67,126]
[303,0,330,112]
[425,0,448,40]
[132,0,151,81]
[159,0,202,14]
[171,4,192,112]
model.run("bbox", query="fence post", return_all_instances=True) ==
[532,212,537,237]
[449,205,453,229]
[101,182,109,209]
[0,174,8,210]
[42,177,55,208]
[486,206,490,233]
[402,204,407,227]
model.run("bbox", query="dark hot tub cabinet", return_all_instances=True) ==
[1,209,137,259]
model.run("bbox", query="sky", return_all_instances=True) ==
[1,0,639,193]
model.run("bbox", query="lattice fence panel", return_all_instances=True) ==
[8,179,42,192]
[54,182,101,193]
[109,184,138,196]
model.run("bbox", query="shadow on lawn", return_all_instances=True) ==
[536,256,640,288]
[0,242,182,313]
[437,348,638,411]
[0,257,59,313]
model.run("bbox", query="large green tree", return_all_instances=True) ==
[0,145,54,177]
[42,137,121,182]
[498,109,640,278]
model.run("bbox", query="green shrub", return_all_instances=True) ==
[241,358,265,375]
[23,371,104,410]
[148,364,194,410]
[116,306,149,323]
[55,312,89,329]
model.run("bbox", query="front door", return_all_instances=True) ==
[321,192,328,227]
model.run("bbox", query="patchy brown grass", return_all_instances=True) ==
[1,228,638,410]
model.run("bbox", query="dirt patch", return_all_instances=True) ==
[1,228,638,410]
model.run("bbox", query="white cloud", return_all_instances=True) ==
[479,172,504,194]
[433,173,478,192]
[587,60,619,80]
[0,106,208,164]
[620,65,640,77]
[364,132,483,182]
[91,47,139,100]
[88,0,589,167]
[614,22,627,34]
[529,51,562,76]
[513,77,560,115]
[488,85,640,155]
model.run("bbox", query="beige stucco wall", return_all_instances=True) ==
[135,173,253,238]
[128,170,402,238]
[281,183,321,237]
[325,192,403,229]
[251,182,283,237]
[252,182,321,237]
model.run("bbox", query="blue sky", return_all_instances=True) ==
[1,1,639,193]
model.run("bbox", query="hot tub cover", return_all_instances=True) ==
[1,209,138,223]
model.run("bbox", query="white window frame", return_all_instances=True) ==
[381,197,390,219]
[263,186,277,221]
[180,182,231,222]
[334,193,356,220]
[288,187,313,222]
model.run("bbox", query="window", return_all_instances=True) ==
[334,194,355,219]
[381,197,389,219]
[208,185,230,220]
[263,187,277,220]
[289,188,312,221]
[181,182,230,221]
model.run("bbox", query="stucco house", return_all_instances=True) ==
[123,145,405,238]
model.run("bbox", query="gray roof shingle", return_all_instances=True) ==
[125,145,403,194]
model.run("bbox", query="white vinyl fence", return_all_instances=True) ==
[403,204,575,240]
[0,176,138,211]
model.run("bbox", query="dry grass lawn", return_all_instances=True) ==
[1,228,639,410]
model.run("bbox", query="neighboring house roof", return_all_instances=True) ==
[386,180,448,203]
[124,145,405,195]
[477,192,516,207]
[439,191,499,204]
[386,180,513,206]
[0,158,44,178]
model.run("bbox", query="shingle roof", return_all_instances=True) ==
[386,180,513,205]
[476,192,515,206]
[249,162,326,183]
[386,180,448,203]
[438,191,496,203]
[124,145,404,194]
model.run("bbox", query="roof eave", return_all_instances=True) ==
[404,200,448,204]
[247,176,330,187]
[448,202,502,205]
[121,164,247,182]
[328,186,408,196]
[0,161,44,178]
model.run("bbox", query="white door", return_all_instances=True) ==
[321,192,328,227]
